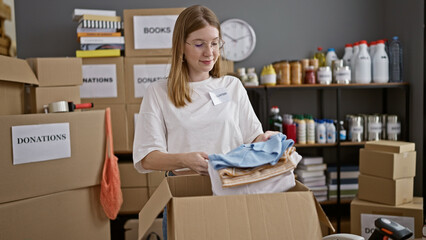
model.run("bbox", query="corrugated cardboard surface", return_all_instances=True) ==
[120,187,150,214]
[358,174,413,206]
[0,186,110,240]
[81,57,126,104]
[83,103,129,152]
[0,111,105,204]
[350,197,423,238]
[26,57,83,87]
[27,85,81,113]
[359,148,416,179]
[123,8,185,57]
[124,57,171,104]
[127,103,140,149]
[0,55,39,85]
[365,140,415,153]
[138,175,333,240]
[0,81,25,115]
[125,218,163,240]
[119,162,148,187]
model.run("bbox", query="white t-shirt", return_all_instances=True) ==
[133,75,263,173]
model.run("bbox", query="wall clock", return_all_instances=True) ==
[220,18,256,62]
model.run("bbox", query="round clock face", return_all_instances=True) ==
[220,18,256,62]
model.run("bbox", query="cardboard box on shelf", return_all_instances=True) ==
[26,85,81,113]
[120,187,150,215]
[359,148,416,179]
[80,57,126,104]
[0,186,110,240]
[119,162,148,187]
[0,55,39,115]
[350,197,423,239]
[83,103,129,152]
[358,174,413,206]
[125,218,163,240]
[124,57,171,104]
[126,103,140,150]
[0,111,105,204]
[123,8,185,57]
[138,175,334,240]
[364,140,415,153]
[26,57,83,87]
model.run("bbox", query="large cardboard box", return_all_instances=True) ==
[0,55,39,115]
[124,57,171,104]
[358,174,413,206]
[120,162,148,187]
[138,175,334,240]
[26,57,83,87]
[0,111,105,204]
[127,103,140,150]
[26,85,81,113]
[84,103,129,152]
[351,197,423,239]
[0,186,110,240]
[364,140,415,153]
[121,188,150,214]
[359,148,416,179]
[125,218,163,240]
[123,8,185,57]
[81,57,126,104]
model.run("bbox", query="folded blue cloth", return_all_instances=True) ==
[209,133,294,170]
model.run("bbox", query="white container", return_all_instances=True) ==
[372,40,389,83]
[354,40,371,83]
[342,44,353,67]
[316,119,326,144]
[326,119,336,143]
[317,66,332,84]
[297,117,306,144]
[246,67,259,86]
[350,43,360,82]
[325,48,338,67]
[336,66,351,84]
[306,117,315,144]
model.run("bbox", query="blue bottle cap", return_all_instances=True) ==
[328,48,335,52]
[392,36,399,40]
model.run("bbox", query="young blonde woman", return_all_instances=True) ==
[132,5,277,239]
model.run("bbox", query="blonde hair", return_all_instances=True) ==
[168,5,223,108]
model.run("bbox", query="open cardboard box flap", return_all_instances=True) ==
[138,175,334,239]
[0,55,38,85]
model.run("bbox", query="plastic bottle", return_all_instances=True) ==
[354,40,371,83]
[305,115,315,144]
[339,120,347,141]
[316,119,326,144]
[369,41,377,60]
[350,42,360,82]
[246,67,259,86]
[237,68,248,84]
[314,47,326,67]
[283,114,297,142]
[261,64,277,86]
[389,36,403,82]
[297,115,306,144]
[372,40,389,83]
[269,106,283,132]
[342,44,353,67]
[325,48,338,67]
[326,119,336,143]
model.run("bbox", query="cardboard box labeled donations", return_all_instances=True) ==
[26,85,81,113]
[351,197,423,238]
[0,186,110,240]
[0,111,105,204]
[138,175,334,240]
[0,55,39,115]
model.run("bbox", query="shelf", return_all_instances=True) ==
[295,143,337,148]
[249,82,408,90]
[340,141,366,146]
[319,198,354,205]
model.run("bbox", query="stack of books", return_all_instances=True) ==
[72,8,124,58]
[327,165,360,200]
[295,156,328,202]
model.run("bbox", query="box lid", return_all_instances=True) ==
[0,55,39,85]
[138,175,334,240]
[365,140,415,153]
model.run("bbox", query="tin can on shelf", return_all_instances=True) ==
[317,66,332,85]
[332,60,344,83]
[350,115,364,142]
[386,115,401,141]
[335,66,351,84]
[368,115,382,141]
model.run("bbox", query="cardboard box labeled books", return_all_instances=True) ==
[359,148,416,179]
[26,57,83,87]
[351,197,423,238]
[364,140,415,153]
[81,57,126,104]
[358,174,413,206]
[0,111,105,204]
[26,85,81,113]
[138,175,334,240]
[0,55,39,115]
[0,186,110,239]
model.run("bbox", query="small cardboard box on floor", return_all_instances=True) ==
[0,110,105,204]
[0,55,39,115]
[351,197,423,238]
[0,186,110,239]
[138,175,334,240]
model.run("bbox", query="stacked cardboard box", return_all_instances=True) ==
[350,140,422,238]
[25,57,83,113]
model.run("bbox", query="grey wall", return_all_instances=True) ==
[14,0,424,195]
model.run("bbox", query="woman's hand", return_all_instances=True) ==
[253,131,281,142]
[182,152,209,175]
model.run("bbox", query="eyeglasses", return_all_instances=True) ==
[185,39,225,51]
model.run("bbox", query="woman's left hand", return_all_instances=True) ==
[253,131,281,142]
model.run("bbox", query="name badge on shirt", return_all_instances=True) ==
[209,88,230,106]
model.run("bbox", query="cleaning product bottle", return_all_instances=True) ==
[297,115,306,144]
[354,40,371,83]
[305,114,316,144]
[269,106,283,132]
[316,119,326,144]
[350,42,360,82]
[325,48,338,67]
[261,64,277,86]
[342,44,353,67]
[326,119,336,143]
[246,67,259,86]
[314,47,326,67]
[372,40,389,83]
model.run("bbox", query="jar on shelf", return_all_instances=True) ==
[304,66,316,84]
[350,116,364,142]
[368,115,382,141]
[317,66,332,85]
[290,61,302,85]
